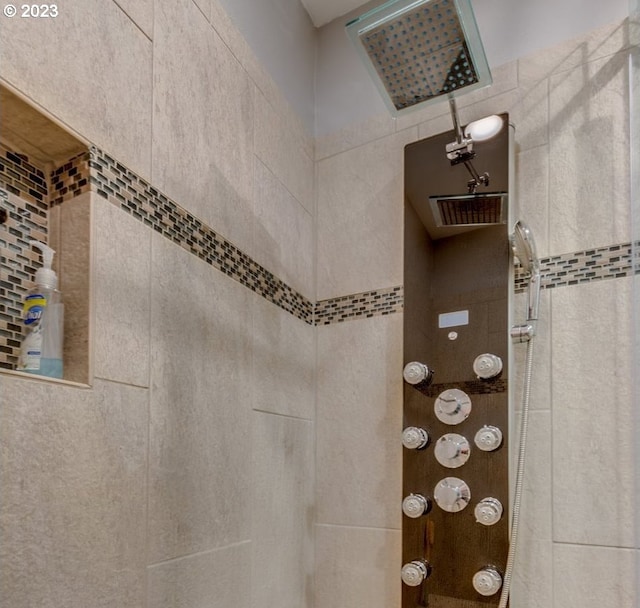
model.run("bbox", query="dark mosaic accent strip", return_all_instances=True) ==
[411,378,508,397]
[50,151,91,207]
[88,147,314,324]
[0,144,48,209]
[515,242,640,293]
[315,286,404,325]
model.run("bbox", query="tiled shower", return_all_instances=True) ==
[0,2,638,608]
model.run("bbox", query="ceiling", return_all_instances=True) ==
[300,0,370,27]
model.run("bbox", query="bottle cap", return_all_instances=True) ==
[30,241,58,290]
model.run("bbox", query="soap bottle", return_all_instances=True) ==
[17,241,64,378]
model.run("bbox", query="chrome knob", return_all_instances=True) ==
[434,389,471,425]
[401,560,431,586]
[434,433,470,468]
[433,477,471,512]
[472,567,502,596]
[403,361,434,388]
[474,426,503,451]
[402,494,431,518]
[474,498,503,526]
[402,426,429,450]
[473,353,503,379]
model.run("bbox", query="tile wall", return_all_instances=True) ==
[0,4,637,608]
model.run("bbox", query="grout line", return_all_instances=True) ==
[147,539,252,569]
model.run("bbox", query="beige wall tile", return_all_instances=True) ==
[511,539,553,608]
[315,524,401,608]
[553,544,635,607]
[58,193,92,384]
[251,412,314,608]
[315,112,396,161]
[317,128,416,300]
[0,1,153,180]
[153,0,254,253]
[551,279,634,548]
[148,541,251,608]
[251,293,315,420]
[147,235,252,562]
[549,51,630,253]
[0,376,148,607]
[113,0,154,38]
[317,314,403,529]
[254,89,315,214]
[93,198,151,387]
[253,158,314,299]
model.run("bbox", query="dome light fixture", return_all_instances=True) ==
[464,115,504,142]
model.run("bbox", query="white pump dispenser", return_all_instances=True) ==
[17,240,64,378]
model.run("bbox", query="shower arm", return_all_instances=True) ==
[446,98,490,193]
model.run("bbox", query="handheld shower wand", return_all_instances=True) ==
[510,221,541,342]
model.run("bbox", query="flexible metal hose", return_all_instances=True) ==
[498,335,535,608]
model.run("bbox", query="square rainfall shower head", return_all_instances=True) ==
[346,0,492,116]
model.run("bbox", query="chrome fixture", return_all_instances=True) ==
[472,353,503,379]
[434,388,471,425]
[472,567,503,596]
[474,425,503,451]
[433,476,471,512]
[428,190,508,227]
[402,493,432,518]
[402,426,430,450]
[510,220,541,342]
[474,497,503,526]
[402,560,432,586]
[434,433,471,468]
[346,0,492,117]
[403,360,434,388]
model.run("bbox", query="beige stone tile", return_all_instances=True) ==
[510,539,553,608]
[317,128,416,300]
[551,279,634,548]
[251,293,314,420]
[514,146,549,257]
[58,193,92,384]
[317,314,403,529]
[0,2,153,180]
[192,0,211,21]
[518,19,630,88]
[553,544,635,607]
[0,376,147,607]
[254,89,314,214]
[113,0,154,38]
[315,112,396,160]
[251,412,314,608]
[252,158,314,300]
[93,197,151,387]
[549,51,630,253]
[315,524,401,608]
[153,0,254,254]
[148,542,251,607]
[147,234,252,562]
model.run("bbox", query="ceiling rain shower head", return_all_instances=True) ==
[346,0,492,116]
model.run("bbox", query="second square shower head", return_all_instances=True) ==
[346,0,491,116]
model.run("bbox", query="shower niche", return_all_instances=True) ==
[402,113,512,607]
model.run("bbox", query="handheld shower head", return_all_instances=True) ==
[511,221,540,330]
[511,221,538,275]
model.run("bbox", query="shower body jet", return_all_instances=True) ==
[510,221,541,342]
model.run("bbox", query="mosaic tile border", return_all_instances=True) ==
[0,144,48,209]
[315,286,404,325]
[88,147,315,324]
[50,151,91,207]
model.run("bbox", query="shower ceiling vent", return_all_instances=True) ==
[346,0,491,116]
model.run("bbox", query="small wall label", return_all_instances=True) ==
[438,310,469,328]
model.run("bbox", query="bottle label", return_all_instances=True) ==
[18,325,42,371]
[23,294,47,326]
